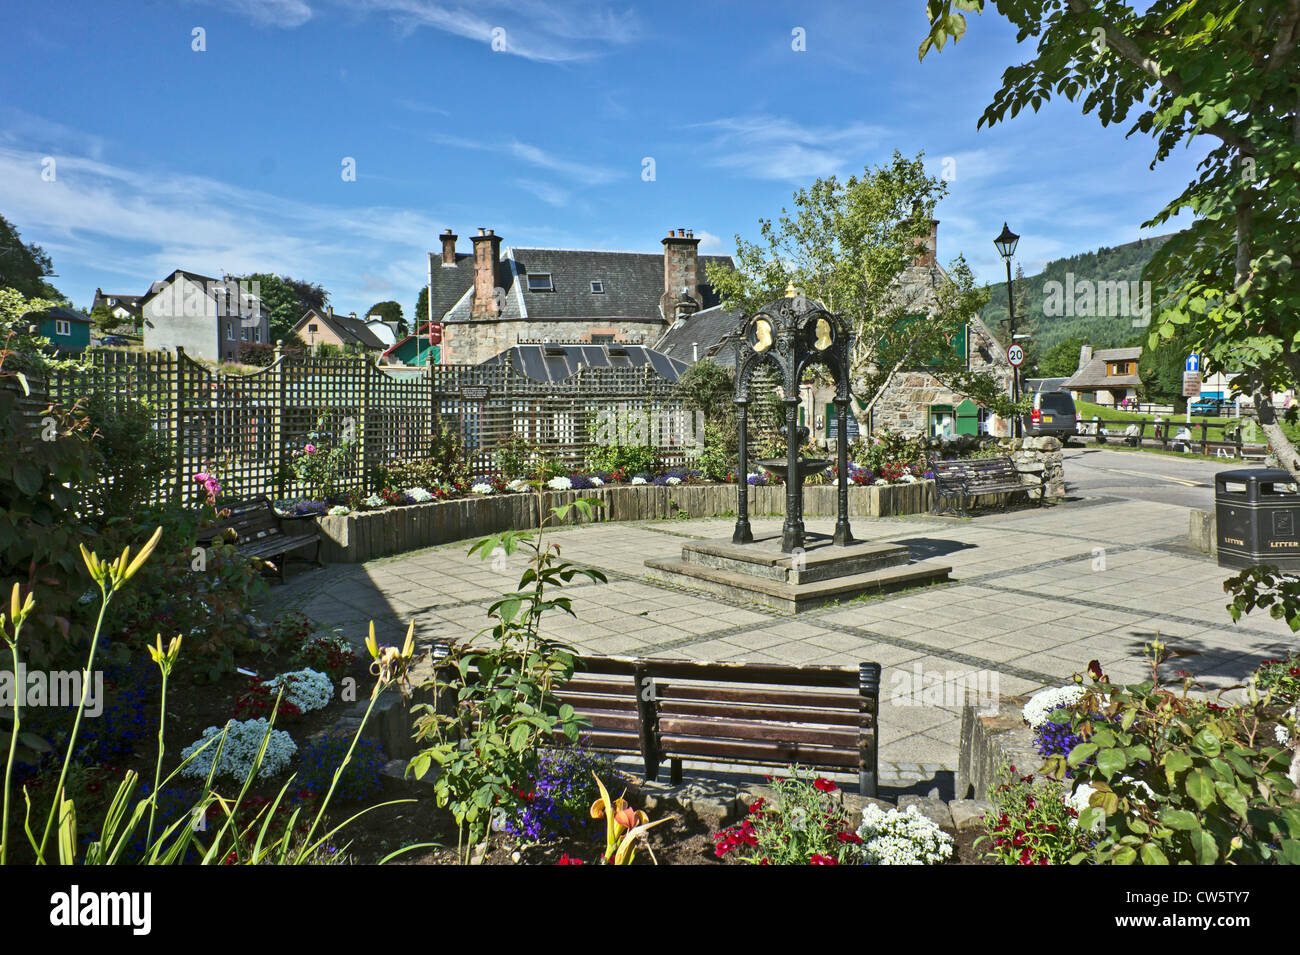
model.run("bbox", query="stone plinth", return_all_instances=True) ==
[645,532,950,613]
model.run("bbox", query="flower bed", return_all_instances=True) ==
[309,480,935,563]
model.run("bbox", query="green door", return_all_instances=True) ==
[955,398,980,437]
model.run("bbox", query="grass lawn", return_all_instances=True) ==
[1075,400,1249,444]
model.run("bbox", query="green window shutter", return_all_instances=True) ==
[955,398,979,436]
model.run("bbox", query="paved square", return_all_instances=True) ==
[264,494,1300,794]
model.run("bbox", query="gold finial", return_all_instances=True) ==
[785,280,798,299]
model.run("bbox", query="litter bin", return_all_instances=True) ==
[1215,468,1300,569]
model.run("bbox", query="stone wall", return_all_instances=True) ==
[1008,436,1065,499]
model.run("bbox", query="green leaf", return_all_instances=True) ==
[1192,727,1222,757]
[1214,780,1249,819]
[1139,843,1170,865]
[1159,808,1199,830]
[1185,769,1216,810]
[1190,828,1219,864]
[1067,742,1098,766]
[1097,747,1128,778]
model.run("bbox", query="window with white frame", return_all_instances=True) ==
[54,319,71,336]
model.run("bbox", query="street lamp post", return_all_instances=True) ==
[994,222,1021,438]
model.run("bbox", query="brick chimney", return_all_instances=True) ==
[440,229,458,266]
[911,217,940,268]
[471,228,502,318]
[660,228,701,321]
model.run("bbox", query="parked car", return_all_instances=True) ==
[1188,397,1224,416]
[1023,390,1080,441]
[97,335,130,346]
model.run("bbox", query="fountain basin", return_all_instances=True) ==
[756,457,832,481]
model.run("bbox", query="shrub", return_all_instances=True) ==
[236,341,276,366]
[499,744,613,843]
[857,803,953,865]
[981,764,1093,865]
[79,394,173,527]
[1255,655,1300,704]
[263,668,334,714]
[493,433,540,480]
[714,768,863,865]
[293,630,357,682]
[180,718,298,781]
[586,443,656,476]
[295,734,385,802]
[1044,644,1300,864]
[267,610,315,656]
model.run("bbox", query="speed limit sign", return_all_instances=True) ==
[1007,344,1025,367]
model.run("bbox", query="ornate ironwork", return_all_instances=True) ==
[732,291,855,552]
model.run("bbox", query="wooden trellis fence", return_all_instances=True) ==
[46,348,692,504]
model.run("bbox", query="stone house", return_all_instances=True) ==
[1062,345,1142,407]
[425,228,734,365]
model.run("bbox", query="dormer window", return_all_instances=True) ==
[590,280,604,294]
[527,273,554,292]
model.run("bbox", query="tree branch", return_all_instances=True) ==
[1063,0,1259,156]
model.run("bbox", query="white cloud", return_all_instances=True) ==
[514,178,570,207]
[430,133,617,184]
[189,0,314,27]
[692,115,889,182]
[694,230,723,251]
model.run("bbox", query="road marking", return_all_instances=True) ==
[1103,467,1206,487]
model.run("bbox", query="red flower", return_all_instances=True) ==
[556,854,584,865]
[809,854,839,865]
[837,831,863,844]
[747,798,767,815]
[813,777,838,793]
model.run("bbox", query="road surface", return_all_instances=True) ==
[1062,446,1243,510]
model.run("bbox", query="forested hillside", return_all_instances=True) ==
[979,233,1178,355]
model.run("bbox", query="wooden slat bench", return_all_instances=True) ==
[561,656,883,796]
[199,497,323,582]
[930,456,1045,517]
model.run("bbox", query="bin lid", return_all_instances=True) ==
[1216,468,1293,483]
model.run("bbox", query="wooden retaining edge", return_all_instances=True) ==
[314,481,935,563]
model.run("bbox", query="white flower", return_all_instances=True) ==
[1276,704,1298,747]
[1022,685,1087,729]
[327,505,349,516]
[666,476,682,486]
[546,476,572,491]
[362,493,385,508]
[405,487,434,503]
[506,478,531,493]
[1069,776,1155,829]
[471,482,494,495]
[180,718,297,781]
[589,476,604,487]
[900,473,917,484]
[857,804,953,865]
[263,667,334,713]
[873,478,888,487]
[631,476,647,486]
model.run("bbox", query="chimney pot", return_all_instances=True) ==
[669,230,676,237]
[478,227,486,236]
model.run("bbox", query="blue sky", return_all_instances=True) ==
[0,0,1205,318]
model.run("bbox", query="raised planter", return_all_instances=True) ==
[313,480,935,563]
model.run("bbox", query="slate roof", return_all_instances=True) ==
[479,343,689,384]
[1025,377,1069,394]
[653,305,743,369]
[437,246,734,325]
[1064,347,1143,390]
[295,308,388,350]
[29,305,92,324]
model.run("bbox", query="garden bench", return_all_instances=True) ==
[930,456,1045,517]
[558,656,883,796]
[199,497,323,583]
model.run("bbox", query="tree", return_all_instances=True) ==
[1037,335,1087,379]
[0,214,60,300]
[921,0,1300,477]
[705,150,1018,424]
[414,286,430,331]
[89,305,119,334]
[366,300,406,337]
[236,274,331,344]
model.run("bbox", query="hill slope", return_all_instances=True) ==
[979,233,1178,353]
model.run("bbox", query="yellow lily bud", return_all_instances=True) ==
[9,582,19,624]
[402,621,415,660]
[80,544,104,583]
[365,621,379,661]
[121,526,163,582]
